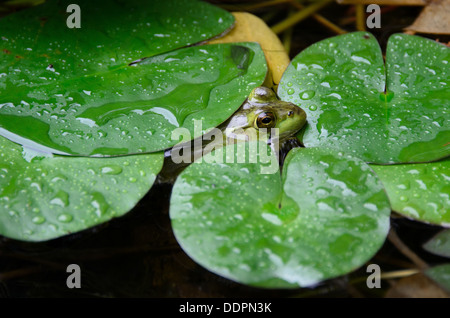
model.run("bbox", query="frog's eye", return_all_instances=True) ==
[255,112,276,129]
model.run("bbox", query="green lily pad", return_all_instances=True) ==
[0,0,233,82]
[278,32,450,164]
[0,42,267,155]
[423,229,450,258]
[0,0,267,155]
[425,264,450,293]
[0,135,163,241]
[170,143,390,288]
[370,159,450,226]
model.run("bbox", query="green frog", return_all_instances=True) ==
[158,86,307,183]
[221,86,306,144]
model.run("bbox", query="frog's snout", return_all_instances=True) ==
[290,103,307,129]
[277,103,307,140]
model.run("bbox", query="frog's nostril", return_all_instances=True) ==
[288,111,294,117]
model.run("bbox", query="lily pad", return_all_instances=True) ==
[423,229,450,258]
[370,159,450,226]
[0,0,233,82]
[170,143,390,288]
[425,264,450,293]
[0,136,163,241]
[0,42,267,155]
[0,0,267,155]
[278,32,450,164]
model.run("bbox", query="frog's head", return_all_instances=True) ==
[233,86,307,141]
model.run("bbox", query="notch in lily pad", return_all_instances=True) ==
[170,142,390,288]
[278,31,449,164]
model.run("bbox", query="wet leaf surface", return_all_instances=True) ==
[0,0,233,81]
[1,42,267,155]
[371,158,450,225]
[423,229,450,258]
[0,136,163,241]
[170,143,390,288]
[278,32,450,164]
[0,0,267,155]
